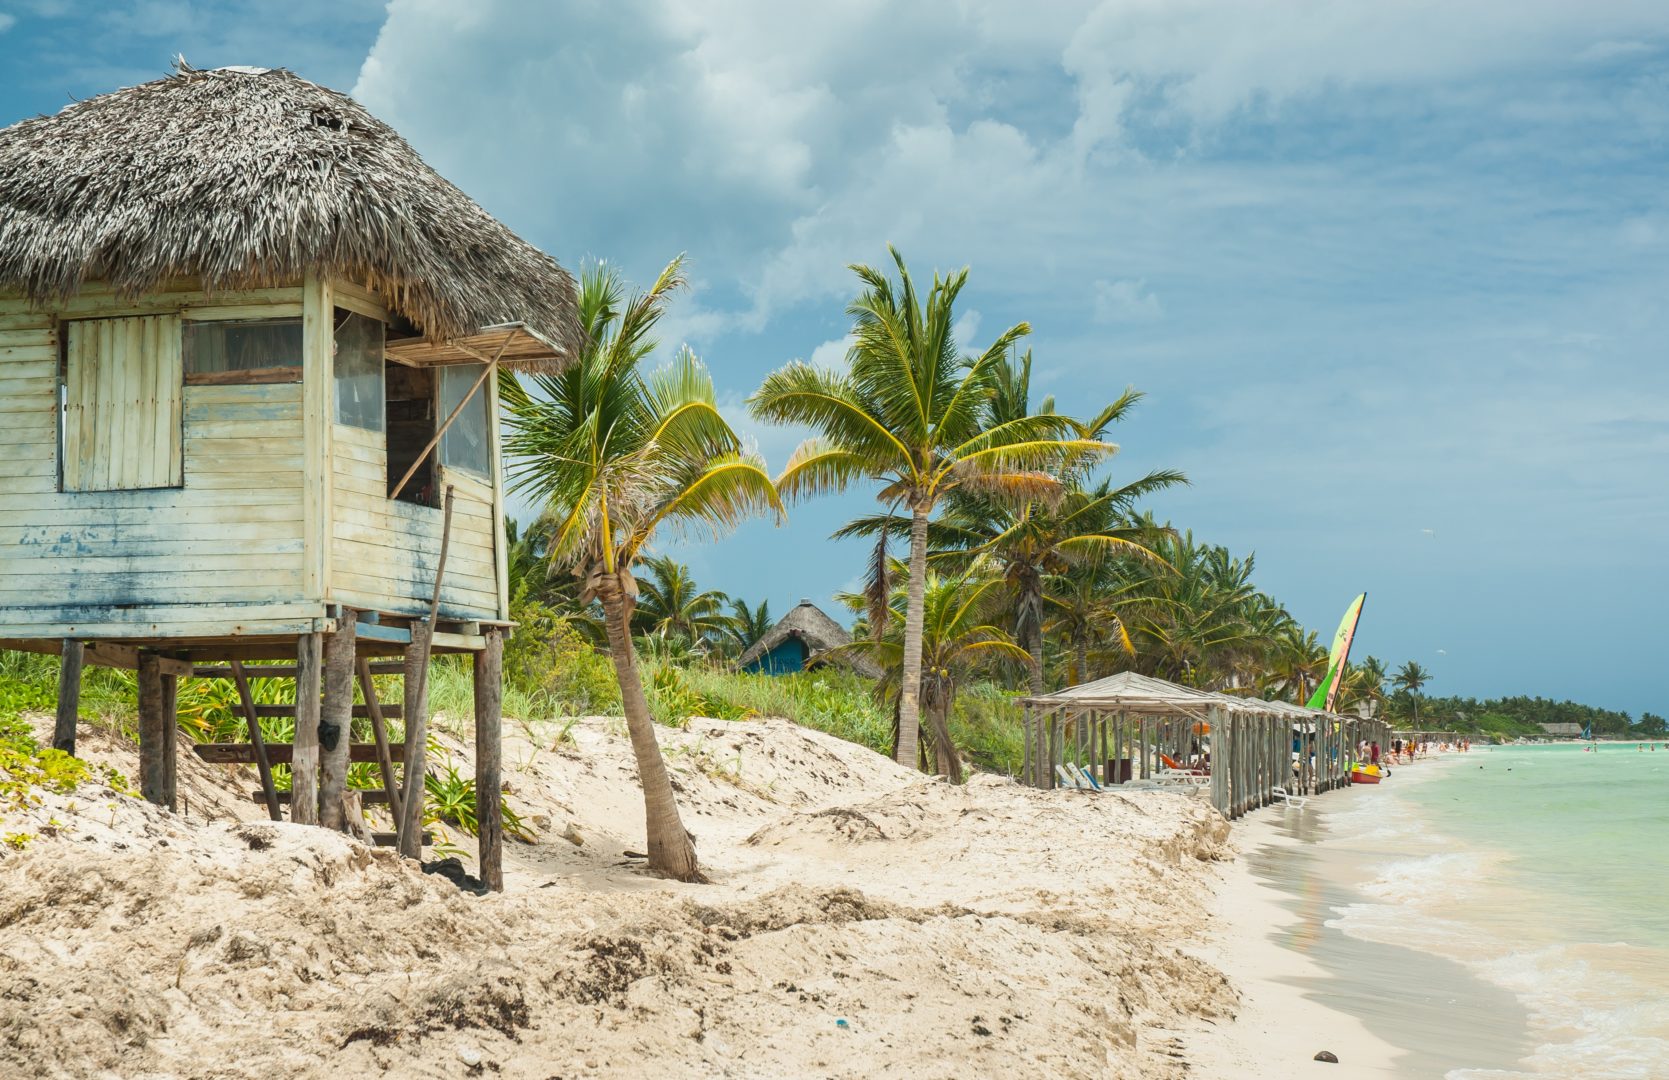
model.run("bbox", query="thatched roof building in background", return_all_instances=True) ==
[0,61,581,366]
[738,600,883,679]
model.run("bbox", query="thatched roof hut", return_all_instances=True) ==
[738,600,882,678]
[0,61,581,365]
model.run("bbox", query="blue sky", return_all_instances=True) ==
[3,1,1667,716]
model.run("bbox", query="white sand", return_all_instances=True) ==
[1183,810,1404,1079]
[0,713,1253,1079]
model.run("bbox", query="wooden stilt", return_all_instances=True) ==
[358,658,403,826]
[231,660,282,821]
[138,652,167,807]
[318,613,358,831]
[161,671,177,810]
[53,639,84,755]
[292,633,323,826]
[397,625,431,857]
[474,627,504,892]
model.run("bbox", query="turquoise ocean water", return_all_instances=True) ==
[1325,743,1669,1078]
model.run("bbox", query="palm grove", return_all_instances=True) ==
[501,250,1449,880]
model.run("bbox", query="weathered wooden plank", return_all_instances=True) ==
[0,504,304,527]
[249,702,400,719]
[0,374,59,397]
[0,328,56,347]
[0,524,305,551]
[0,489,301,511]
[184,381,303,405]
[331,280,388,322]
[254,787,390,805]
[182,302,304,322]
[0,610,324,641]
[181,418,303,440]
[183,398,303,422]
[192,659,404,679]
[0,552,305,574]
[194,742,403,765]
[182,470,306,491]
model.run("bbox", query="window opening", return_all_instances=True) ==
[386,364,436,506]
[333,309,385,430]
[437,363,492,478]
[183,318,303,383]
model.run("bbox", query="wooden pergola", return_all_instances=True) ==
[1019,671,1392,819]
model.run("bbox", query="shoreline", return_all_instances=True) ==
[1186,754,1533,1079]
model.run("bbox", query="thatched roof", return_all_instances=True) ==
[0,62,581,367]
[1022,670,1335,724]
[737,600,883,678]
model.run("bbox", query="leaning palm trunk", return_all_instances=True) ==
[927,696,963,784]
[895,505,930,767]
[599,580,701,882]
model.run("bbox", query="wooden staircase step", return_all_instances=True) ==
[194,743,405,765]
[371,831,431,847]
[251,788,393,805]
[249,703,401,719]
[190,661,408,679]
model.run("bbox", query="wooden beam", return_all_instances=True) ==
[191,660,406,679]
[474,627,504,892]
[359,658,404,827]
[194,742,404,765]
[230,660,282,821]
[319,614,357,831]
[53,639,83,754]
[353,621,413,645]
[2,638,192,677]
[254,788,390,804]
[291,632,322,825]
[183,366,302,386]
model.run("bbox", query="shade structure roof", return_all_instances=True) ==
[0,62,582,370]
[1021,670,1344,725]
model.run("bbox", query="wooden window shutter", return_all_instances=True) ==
[62,315,184,491]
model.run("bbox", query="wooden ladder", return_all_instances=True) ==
[188,658,425,847]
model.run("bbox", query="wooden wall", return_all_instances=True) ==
[0,285,314,639]
[329,423,502,621]
[0,275,508,641]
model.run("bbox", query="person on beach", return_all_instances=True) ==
[1370,741,1381,767]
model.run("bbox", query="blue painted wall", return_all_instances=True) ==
[743,637,809,676]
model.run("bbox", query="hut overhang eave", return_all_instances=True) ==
[385,321,566,369]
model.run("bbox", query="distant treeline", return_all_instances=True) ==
[1399,692,1666,738]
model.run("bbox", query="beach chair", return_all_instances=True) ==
[1270,785,1308,809]
[1055,764,1091,790]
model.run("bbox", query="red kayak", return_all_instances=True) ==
[1350,769,1382,785]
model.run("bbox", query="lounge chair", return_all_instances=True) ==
[1270,785,1308,808]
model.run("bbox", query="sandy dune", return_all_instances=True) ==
[0,714,1240,1078]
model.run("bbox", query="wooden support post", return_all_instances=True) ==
[1021,709,1032,786]
[138,653,166,807]
[318,614,358,831]
[474,627,505,892]
[398,625,431,856]
[53,639,84,755]
[231,660,282,821]
[292,633,323,826]
[358,659,403,825]
[161,672,178,810]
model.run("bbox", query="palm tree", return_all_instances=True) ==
[723,596,773,658]
[633,554,731,649]
[835,565,1031,781]
[502,256,782,881]
[1266,625,1328,705]
[750,247,1110,767]
[1337,655,1388,717]
[1392,660,1432,724]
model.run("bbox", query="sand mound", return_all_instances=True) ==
[0,712,1239,1078]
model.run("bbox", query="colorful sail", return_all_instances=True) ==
[1306,593,1367,712]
